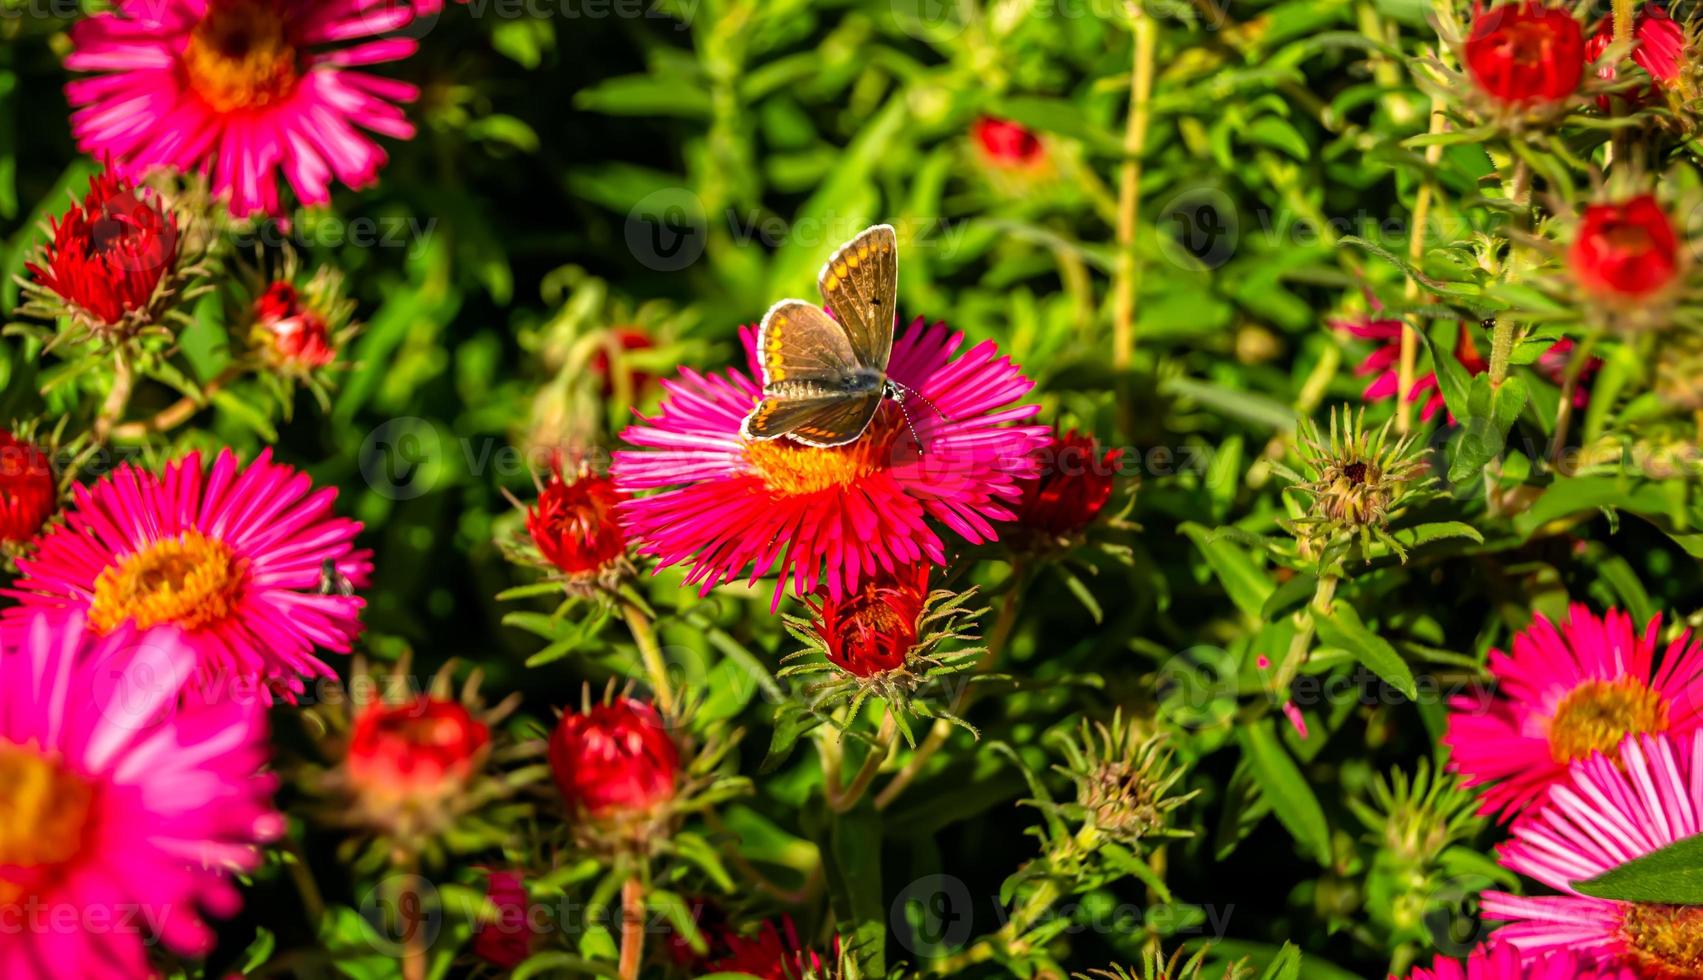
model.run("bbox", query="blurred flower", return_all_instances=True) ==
[1568,194,1681,300]
[1464,2,1586,109]
[346,696,490,804]
[1484,730,1703,974]
[1401,943,1635,979]
[808,562,930,677]
[525,467,630,584]
[1443,604,1703,821]
[1655,330,1703,408]
[590,325,657,398]
[2,448,371,701]
[0,610,279,978]
[699,917,833,980]
[0,432,54,546]
[973,117,1045,169]
[313,658,531,864]
[1536,337,1599,410]
[23,170,180,338]
[1011,429,1122,543]
[1333,309,1486,423]
[66,0,419,218]
[252,281,336,369]
[614,318,1048,608]
[471,869,539,969]
[549,696,679,827]
[1281,407,1431,559]
[1585,4,1684,93]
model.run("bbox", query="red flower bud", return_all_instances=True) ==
[25,170,179,328]
[1012,430,1121,538]
[1569,194,1681,299]
[471,869,539,969]
[974,117,1045,168]
[548,698,679,818]
[809,564,930,677]
[346,697,490,798]
[1464,3,1586,108]
[252,281,336,368]
[526,469,629,577]
[0,432,55,545]
[1586,3,1684,92]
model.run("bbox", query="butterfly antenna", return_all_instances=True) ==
[892,391,928,455]
[892,381,951,422]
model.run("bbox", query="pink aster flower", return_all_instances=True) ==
[0,610,280,978]
[66,0,420,218]
[1484,731,1703,975]
[613,317,1049,607]
[1443,604,1703,822]
[1398,942,1634,980]
[3,448,371,700]
[1332,308,1486,423]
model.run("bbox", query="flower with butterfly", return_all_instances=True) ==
[613,224,1051,608]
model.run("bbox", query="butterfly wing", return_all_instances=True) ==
[741,390,883,447]
[755,299,861,387]
[817,224,897,372]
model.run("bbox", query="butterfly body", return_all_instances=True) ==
[742,225,903,448]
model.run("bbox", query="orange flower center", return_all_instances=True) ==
[88,530,247,633]
[0,742,95,905]
[1621,903,1703,979]
[743,407,903,496]
[1547,678,1670,764]
[181,0,299,114]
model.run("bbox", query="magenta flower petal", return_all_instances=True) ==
[3,448,370,700]
[613,317,1049,608]
[1444,604,1703,821]
[1484,731,1703,973]
[0,611,278,979]
[65,0,418,218]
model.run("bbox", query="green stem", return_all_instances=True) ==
[874,571,1024,810]
[620,599,675,716]
[1111,9,1157,370]
[827,708,895,813]
[92,347,135,443]
[1273,574,1339,694]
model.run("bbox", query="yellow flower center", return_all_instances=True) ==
[88,530,247,634]
[181,0,299,114]
[742,407,903,496]
[0,742,95,905]
[1622,903,1703,979]
[1547,678,1670,765]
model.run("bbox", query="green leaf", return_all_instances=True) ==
[1315,603,1418,699]
[1388,521,1485,550]
[1181,523,1275,624]
[1260,943,1303,980]
[1574,830,1703,903]
[1161,376,1299,431]
[1448,374,1528,484]
[1236,722,1331,866]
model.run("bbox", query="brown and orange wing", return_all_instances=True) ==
[817,224,897,371]
[741,391,883,447]
[754,299,859,387]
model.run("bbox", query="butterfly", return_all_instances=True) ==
[741,224,933,448]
